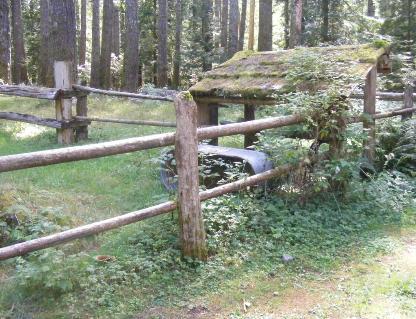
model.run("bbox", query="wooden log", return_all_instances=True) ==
[72,84,175,102]
[402,85,414,121]
[0,85,60,100]
[0,112,63,128]
[55,61,74,144]
[75,96,89,141]
[75,116,177,127]
[373,107,416,120]
[363,66,377,164]
[175,93,207,260]
[350,92,416,101]
[244,104,257,148]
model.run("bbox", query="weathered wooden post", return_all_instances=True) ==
[363,66,377,164]
[196,101,219,145]
[54,61,74,144]
[175,92,208,261]
[76,95,88,141]
[402,84,414,121]
[244,104,257,148]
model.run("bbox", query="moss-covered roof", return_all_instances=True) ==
[189,43,389,102]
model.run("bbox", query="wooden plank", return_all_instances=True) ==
[402,84,414,121]
[363,66,377,164]
[75,116,176,127]
[350,91,416,101]
[175,93,207,260]
[75,96,88,141]
[54,61,74,144]
[0,112,63,128]
[0,85,60,100]
[72,84,175,102]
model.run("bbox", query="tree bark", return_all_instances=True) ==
[367,0,375,17]
[202,0,213,71]
[220,0,228,50]
[283,0,290,48]
[10,0,28,84]
[321,0,329,42]
[0,0,10,83]
[122,0,140,92]
[79,0,87,66]
[49,0,77,82]
[238,0,247,51]
[100,0,113,89]
[90,0,101,88]
[112,2,120,56]
[247,0,255,50]
[289,0,302,48]
[258,0,273,51]
[228,0,238,57]
[38,0,51,86]
[157,0,168,87]
[172,0,182,88]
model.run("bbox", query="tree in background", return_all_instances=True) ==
[0,0,10,83]
[238,0,247,51]
[123,0,140,92]
[228,0,238,57]
[79,0,86,67]
[112,2,120,56]
[11,0,28,84]
[39,0,52,86]
[247,0,255,50]
[258,0,273,51]
[100,0,113,89]
[172,0,183,88]
[221,0,228,52]
[90,0,101,88]
[289,0,303,48]
[201,0,213,71]
[157,0,168,87]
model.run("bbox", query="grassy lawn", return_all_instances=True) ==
[0,95,415,319]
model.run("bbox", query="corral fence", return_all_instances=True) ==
[0,62,414,261]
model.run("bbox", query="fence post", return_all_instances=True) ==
[54,61,74,144]
[174,92,207,261]
[363,66,377,164]
[244,104,257,148]
[76,96,88,141]
[402,84,414,121]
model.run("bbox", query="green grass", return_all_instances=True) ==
[0,96,415,319]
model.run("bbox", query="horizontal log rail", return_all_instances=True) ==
[75,116,177,128]
[0,84,87,100]
[0,158,309,260]
[73,84,176,102]
[0,112,90,129]
[351,91,416,101]
[0,105,413,173]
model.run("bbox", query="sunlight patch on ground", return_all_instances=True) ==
[3,122,48,140]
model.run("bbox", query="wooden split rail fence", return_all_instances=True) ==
[0,61,415,261]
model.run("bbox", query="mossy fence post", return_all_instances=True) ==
[76,95,88,141]
[363,66,377,164]
[54,61,74,144]
[174,92,208,261]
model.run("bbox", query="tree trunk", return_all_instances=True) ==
[321,0,329,42]
[283,0,290,49]
[220,0,228,49]
[90,0,101,88]
[79,0,87,66]
[0,0,10,83]
[157,0,168,87]
[172,0,182,88]
[258,0,273,51]
[202,0,213,71]
[123,0,140,92]
[49,0,77,82]
[238,0,247,51]
[289,0,302,48]
[247,0,255,50]
[228,0,238,57]
[11,0,28,84]
[112,2,120,56]
[367,0,375,17]
[100,0,113,89]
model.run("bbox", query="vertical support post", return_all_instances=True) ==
[196,101,219,145]
[76,95,89,141]
[209,104,219,145]
[244,104,257,148]
[363,66,377,164]
[175,92,207,261]
[402,84,414,121]
[54,61,74,144]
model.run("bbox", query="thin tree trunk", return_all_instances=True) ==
[258,0,273,51]
[228,0,238,57]
[238,0,247,51]
[220,0,228,49]
[11,0,28,84]
[321,0,329,42]
[283,0,290,49]
[0,0,10,83]
[79,0,87,66]
[100,0,113,89]
[112,2,120,56]
[202,0,213,71]
[49,0,77,81]
[172,0,182,88]
[90,0,101,88]
[247,0,255,50]
[289,0,302,48]
[157,0,168,87]
[123,0,140,92]
[367,0,375,16]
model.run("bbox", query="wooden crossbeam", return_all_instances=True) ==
[0,112,90,129]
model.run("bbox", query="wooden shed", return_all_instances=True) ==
[189,43,391,148]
